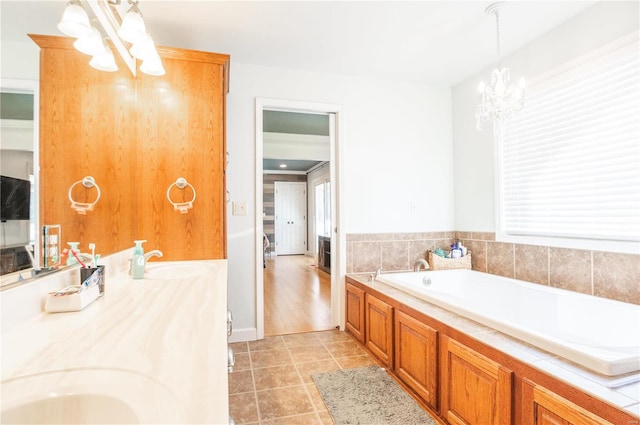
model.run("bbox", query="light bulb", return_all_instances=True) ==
[57,2,92,38]
[117,4,147,44]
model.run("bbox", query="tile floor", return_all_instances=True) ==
[228,329,379,424]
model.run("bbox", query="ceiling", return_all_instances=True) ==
[0,1,596,86]
[263,158,325,173]
[264,111,329,136]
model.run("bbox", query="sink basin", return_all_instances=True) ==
[144,261,216,280]
[1,368,183,424]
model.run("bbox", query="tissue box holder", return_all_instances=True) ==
[45,285,100,313]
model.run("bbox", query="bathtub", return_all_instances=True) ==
[376,269,640,377]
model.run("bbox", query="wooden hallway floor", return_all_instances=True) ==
[263,254,333,336]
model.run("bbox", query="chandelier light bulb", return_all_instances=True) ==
[140,52,166,76]
[73,26,102,56]
[57,1,92,38]
[89,40,118,72]
[118,3,147,44]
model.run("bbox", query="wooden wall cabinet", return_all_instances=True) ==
[394,310,438,411]
[521,380,613,425]
[345,283,365,343]
[32,35,229,260]
[365,293,394,368]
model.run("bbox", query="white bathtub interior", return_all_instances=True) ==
[376,269,640,377]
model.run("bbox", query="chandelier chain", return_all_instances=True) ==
[495,8,501,67]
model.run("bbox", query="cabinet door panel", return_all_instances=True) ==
[521,380,613,425]
[365,293,393,367]
[441,336,512,425]
[395,310,438,410]
[345,283,365,343]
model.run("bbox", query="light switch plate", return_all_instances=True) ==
[232,201,247,216]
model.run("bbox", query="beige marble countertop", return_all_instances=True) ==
[347,273,640,419]
[1,258,229,424]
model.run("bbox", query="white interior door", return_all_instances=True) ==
[275,181,307,255]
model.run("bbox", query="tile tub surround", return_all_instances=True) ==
[1,258,229,424]
[347,232,640,305]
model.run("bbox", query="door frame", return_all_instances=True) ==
[255,97,345,339]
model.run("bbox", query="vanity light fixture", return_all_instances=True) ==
[475,2,525,135]
[57,1,92,38]
[88,38,118,72]
[57,0,165,76]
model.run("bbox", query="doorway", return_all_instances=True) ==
[255,98,343,340]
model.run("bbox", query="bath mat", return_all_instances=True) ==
[312,366,438,425]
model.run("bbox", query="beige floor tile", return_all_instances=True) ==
[253,365,303,391]
[261,413,321,425]
[316,409,334,425]
[305,383,327,411]
[282,332,322,347]
[249,336,286,352]
[316,329,354,344]
[233,352,252,372]
[335,354,378,369]
[324,340,365,358]
[229,392,260,424]
[296,358,341,383]
[256,385,315,421]
[288,345,332,364]
[250,348,293,368]
[230,341,249,353]
[229,370,255,394]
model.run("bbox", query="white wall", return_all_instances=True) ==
[226,62,453,333]
[453,1,640,232]
[1,40,39,80]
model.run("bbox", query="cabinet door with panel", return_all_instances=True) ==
[345,282,365,343]
[365,293,394,368]
[441,336,513,425]
[521,380,613,425]
[394,310,438,410]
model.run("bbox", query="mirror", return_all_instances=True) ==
[0,78,50,287]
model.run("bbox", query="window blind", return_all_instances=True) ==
[499,34,640,244]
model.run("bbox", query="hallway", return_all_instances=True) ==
[263,254,332,336]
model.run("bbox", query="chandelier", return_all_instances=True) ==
[475,2,525,133]
[57,0,165,76]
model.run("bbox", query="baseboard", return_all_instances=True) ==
[228,327,258,343]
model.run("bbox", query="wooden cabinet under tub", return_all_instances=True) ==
[344,275,638,425]
[345,283,365,343]
[521,380,614,425]
[441,336,513,425]
[364,293,394,368]
[394,310,438,411]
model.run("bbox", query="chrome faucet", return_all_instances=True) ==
[144,250,163,263]
[369,268,382,282]
[413,258,429,272]
[128,250,163,274]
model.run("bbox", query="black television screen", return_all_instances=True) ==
[1,175,31,221]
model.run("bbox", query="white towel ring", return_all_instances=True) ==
[167,177,196,214]
[68,176,101,215]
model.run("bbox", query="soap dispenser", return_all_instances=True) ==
[132,240,147,279]
[66,242,80,266]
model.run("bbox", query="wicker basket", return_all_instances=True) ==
[427,251,472,270]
